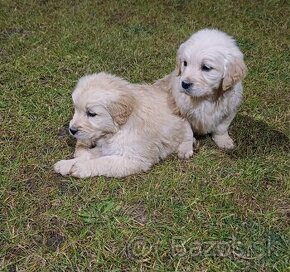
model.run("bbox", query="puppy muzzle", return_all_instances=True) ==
[181,81,192,90]
[69,126,78,136]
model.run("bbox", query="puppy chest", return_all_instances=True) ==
[188,106,221,134]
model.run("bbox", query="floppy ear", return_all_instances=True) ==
[176,52,181,76]
[222,57,247,91]
[108,94,135,126]
[176,43,185,76]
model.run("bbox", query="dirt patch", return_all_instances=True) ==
[4,245,27,262]
[44,230,65,251]
[38,75,54,85]
[108,11,133,26]
[25,178,40,193]
[57,127,69,138]
[0,28,31,39]
[57,126,76,148]
[125,202,148,225]
[58,181,79,195]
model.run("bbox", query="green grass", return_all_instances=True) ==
[0,0,289,271]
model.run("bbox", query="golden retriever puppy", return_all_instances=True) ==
[54,72,194,178]
[155,29,247,149]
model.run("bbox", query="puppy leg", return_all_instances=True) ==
[54,158,79,176]
[54,141,101,176]
[71,156,151,178]
[212,114,236,150]
[177,121,195,159]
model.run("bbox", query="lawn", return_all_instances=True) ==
[0,0,289,271]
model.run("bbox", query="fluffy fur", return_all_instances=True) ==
[154,29,247,149]
[54,72,194,178]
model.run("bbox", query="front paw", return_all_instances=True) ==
[70,161,93,178]
[177,141,194,159]
[178,149,194,159]
[212,134,234,150]
[54,159,76,176]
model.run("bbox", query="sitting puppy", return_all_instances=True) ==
[155,29,247,149]
[54,72,194,178]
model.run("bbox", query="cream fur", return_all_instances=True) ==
[54,72,194,178]
[155,29,247,149]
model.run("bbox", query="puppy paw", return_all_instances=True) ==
[70,161,93,178]
[177,141,194,159]
[54,159,76,176]
[178,149,194,159]
[212,134,234,150]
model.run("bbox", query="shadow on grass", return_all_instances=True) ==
[228,114,290,158]
[57,125,76,151]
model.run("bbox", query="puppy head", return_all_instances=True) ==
[176,29,247,98]
[68,73,134,141]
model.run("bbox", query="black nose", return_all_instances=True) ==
[69,127,78,135]
[181,81,192,90]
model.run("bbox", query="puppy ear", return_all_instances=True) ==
[222,57,247,91]
[176,43,185,76]
[108,95,135,126]
[176,53,181,76]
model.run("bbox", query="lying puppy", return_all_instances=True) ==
[54,72,194,178]
[155,29,247,149]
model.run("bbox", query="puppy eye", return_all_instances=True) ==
[201,64,213,72]
[87,111,97,117]
[183,61,187,67]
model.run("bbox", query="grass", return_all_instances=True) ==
[0,0,289,271]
